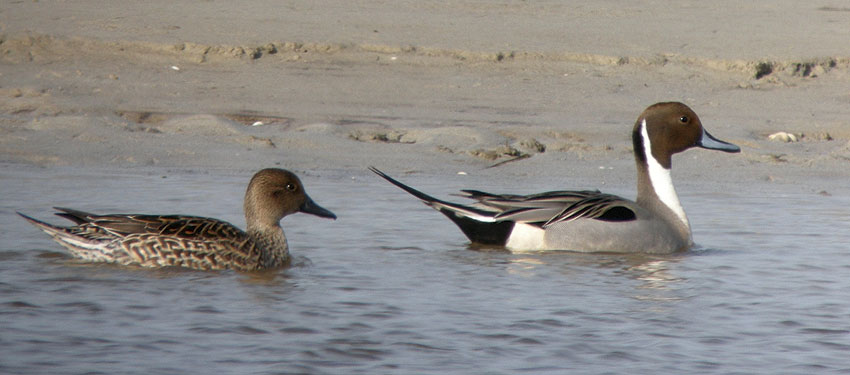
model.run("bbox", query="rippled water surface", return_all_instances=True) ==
[2,166,850,374]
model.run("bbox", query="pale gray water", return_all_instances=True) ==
[2,165,850,374]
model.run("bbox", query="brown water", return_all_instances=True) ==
[2,165,850,374]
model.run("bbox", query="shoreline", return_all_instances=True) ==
[2,2,849,196]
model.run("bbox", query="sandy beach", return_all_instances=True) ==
[1,1,850,192]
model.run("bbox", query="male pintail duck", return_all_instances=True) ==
[370,102,740,254]
[18,168,336,270]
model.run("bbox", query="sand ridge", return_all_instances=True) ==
[3,32,849,79]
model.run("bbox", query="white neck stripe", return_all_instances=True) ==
[640,119,690,230]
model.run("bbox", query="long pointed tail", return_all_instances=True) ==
[368,167,451,206]
[18,212,116,261]
[369,167,498,218]
[368,167,515,246]
[18,212,68,236]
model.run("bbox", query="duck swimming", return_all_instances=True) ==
[371,102,740,254]
[19,168,336,270]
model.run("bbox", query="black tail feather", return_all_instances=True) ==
[436,208,514,246]
[368,167,445,204]
[53,207,96,225]
[369,167,514,246]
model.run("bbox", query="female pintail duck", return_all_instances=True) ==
[370,102,740,254]
[18,168,336,270]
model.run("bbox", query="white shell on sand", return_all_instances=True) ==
[768,132,798,142]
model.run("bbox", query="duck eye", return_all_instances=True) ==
[285,183,297,192]
[679,115,689,124]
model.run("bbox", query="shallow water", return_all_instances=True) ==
[2,166,850,374]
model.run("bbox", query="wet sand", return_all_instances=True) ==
[2,1,850,194]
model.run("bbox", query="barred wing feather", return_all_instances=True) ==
[458,190,637,226]
[54,207,245,240]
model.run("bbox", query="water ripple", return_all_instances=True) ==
[5,168,850,374]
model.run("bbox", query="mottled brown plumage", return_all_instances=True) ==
[19,168,336,271]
